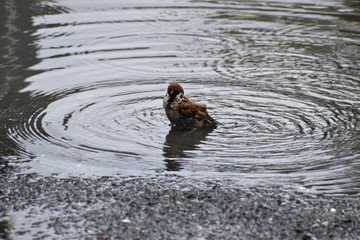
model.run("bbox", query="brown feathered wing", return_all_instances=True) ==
[177,97,216,122]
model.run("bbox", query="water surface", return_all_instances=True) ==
[1,0,360,195]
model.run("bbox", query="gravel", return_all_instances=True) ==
[0,172,360,240]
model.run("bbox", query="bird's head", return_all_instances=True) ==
[166,83,185,102]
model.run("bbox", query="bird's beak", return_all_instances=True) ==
[169,90,176,98]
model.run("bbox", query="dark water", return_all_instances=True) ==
[1,0,360,195]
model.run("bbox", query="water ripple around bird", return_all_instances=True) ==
[2,0,360,195]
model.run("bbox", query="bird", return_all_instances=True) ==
[163,83,219,129]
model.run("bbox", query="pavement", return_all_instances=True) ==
[0,170,360,240]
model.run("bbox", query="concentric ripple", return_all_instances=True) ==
[4,0,360,194]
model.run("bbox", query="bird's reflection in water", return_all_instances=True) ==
[162,126,216,171]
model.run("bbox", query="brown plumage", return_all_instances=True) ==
[163,83,218,129]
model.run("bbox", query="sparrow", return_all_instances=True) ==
[163,83,219,129]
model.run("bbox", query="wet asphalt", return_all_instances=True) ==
[0,171,360,240]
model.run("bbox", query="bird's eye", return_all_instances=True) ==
[179,94,183,98]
